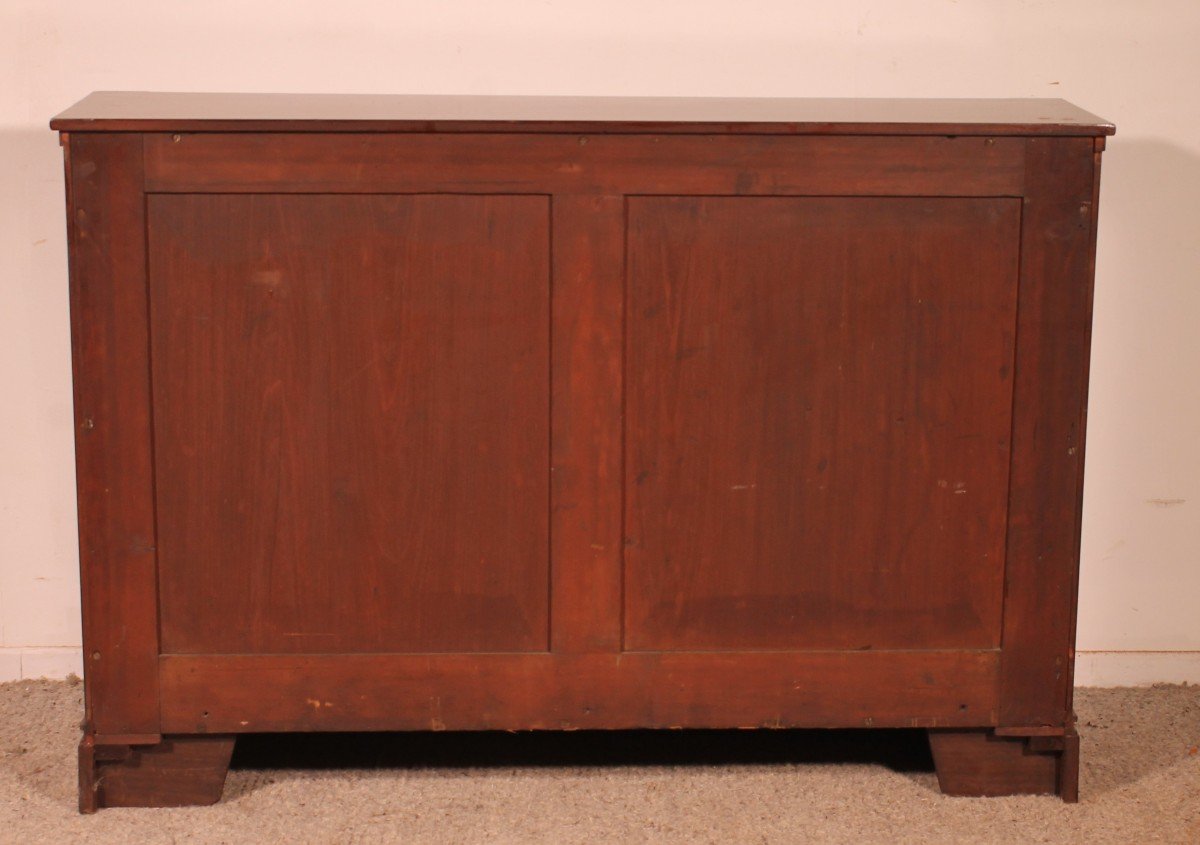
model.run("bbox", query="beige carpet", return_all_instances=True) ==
[1,679,1197,844]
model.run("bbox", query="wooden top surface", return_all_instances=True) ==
[51,92,1115,136]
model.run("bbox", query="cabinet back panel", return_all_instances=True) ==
[148,193,551,654]
[625,196,1020,651]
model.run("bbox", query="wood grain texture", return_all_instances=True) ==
[625,196,1020,651]
[55,103,1110,808]
[999,138,1098,727]
[51,91,1115,136]
[928,729,1068,799]
[143,133,1026,197]
[148,193,551,654]
[80,735,234,812]
[159,651,1000,733]
[65,133,161,736]
[1064,140,1107,727]
[1058,726,1081,802]
[550,196,625,652]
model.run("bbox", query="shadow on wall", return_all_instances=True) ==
[0,125,80,655]
[1099,137,1200,269]
[0,125,71,405]
[1095,137,1200,300]
[1078,136,1200,652]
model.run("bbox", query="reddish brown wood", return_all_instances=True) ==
[143,133,1026,196]
[1058,726,1081,803]
[78,733,98,814]
[91,732,163,746]
[550,195,625,652]
[55,94,1111,810]
[1064,141,1106,728]
[148,193,551,654]
[65,133,161,737]
[158,651,999,733]
[625,196,1019,651]
[994,725,1066,737]
[928,728,1078,800]
[998,138,1098,729]
[80,734,234,812]
[50,91,1115,136]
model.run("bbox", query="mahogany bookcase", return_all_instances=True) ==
[50,93,1113,811]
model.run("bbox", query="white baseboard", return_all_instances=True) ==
[0,647,83,682]
[2,647,1197,686]
[1074,650,1200,686]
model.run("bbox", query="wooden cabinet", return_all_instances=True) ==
[52,93,1113,811]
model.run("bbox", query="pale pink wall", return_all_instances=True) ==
[2,0,1197,683]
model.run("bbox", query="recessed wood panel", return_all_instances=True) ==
[625,196,1020,651]
[148,194,550,654]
